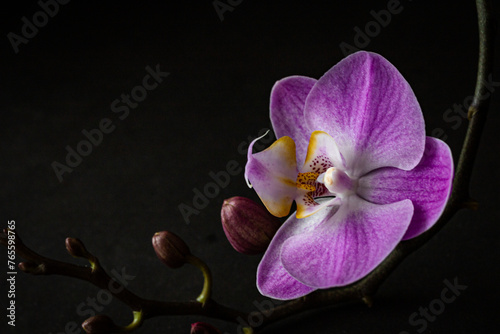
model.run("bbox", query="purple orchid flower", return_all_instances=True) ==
[244,51,454,300]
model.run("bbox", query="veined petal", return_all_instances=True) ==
[281,196,413,288]
[245,136,298,217]
[270,76,317,166]
[357,137,454,240]
[304,51,425,177]
[257,207,339,300]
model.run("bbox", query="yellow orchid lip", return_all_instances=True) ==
[246,130,346,219]
[296,172,319,192]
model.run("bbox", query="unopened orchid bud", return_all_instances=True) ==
[221,196,282,255]
[18,261,43,274]
[152,231,191,268]
[65,237,90,258]
[190,322,222,334]
[82,315,120,333]
[66,237,99,271]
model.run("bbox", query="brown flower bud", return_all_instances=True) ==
[190,322,222,334]
[152,231,191,268]
[65,237,90,258]
[82,315,120,333]
[18,261,44,274]
[221,196,282,255]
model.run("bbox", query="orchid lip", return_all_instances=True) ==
[295,172,320,192]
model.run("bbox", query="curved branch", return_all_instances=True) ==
[0,230,247,327]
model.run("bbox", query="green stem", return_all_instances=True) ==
[186,255,212,306]
[120,310,143,332]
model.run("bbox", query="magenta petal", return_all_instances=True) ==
[257,207,340,299]
[304,51,425,177]
[270,76,317,165]
[357,137,454,240]
[280,196,413,288]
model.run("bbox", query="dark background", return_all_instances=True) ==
[1,1,499,333]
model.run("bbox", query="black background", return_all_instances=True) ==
[1,1,499,333]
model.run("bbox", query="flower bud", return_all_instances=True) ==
[66,237,90,258]
[221,196,282,255]
[82,315,120,333]
[18,261,43,274]
[152,231,191,268]
[191,322,222,334]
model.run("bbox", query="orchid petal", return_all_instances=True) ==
[357,137,454,240]
[245,136,297,217]
[304,51,425,177]
[270,76,317,166]
[257,206,339,299]
[281,196,413,288]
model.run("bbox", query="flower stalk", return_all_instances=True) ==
[187,255,213,306]
[121,310,143,332]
